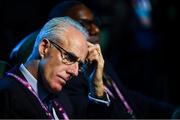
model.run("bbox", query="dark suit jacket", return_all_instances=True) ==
[0,65,111,119]
[0,66,74,119]
[64,60,175,119]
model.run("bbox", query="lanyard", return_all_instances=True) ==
[6,72,69,120]
[103,74,135,117]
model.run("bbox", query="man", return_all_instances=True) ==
[9,1,174,119]
[0,17,110,119]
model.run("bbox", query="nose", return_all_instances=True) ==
[89,24,100,36]
[67,62,79,77]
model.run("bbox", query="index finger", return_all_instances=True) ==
[87,41,94,47]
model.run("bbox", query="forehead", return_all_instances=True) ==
[66,4,94,21]
[58,25,88,60]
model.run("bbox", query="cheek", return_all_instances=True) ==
[44,60,60,79]
[43,56,65,76]
[45,65,67,93]
[40,60,63,92]
[39,55,58,79]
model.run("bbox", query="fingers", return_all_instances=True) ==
[86,42,102,63]
[87,42,102,55]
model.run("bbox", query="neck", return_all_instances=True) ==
[24,60,39,80]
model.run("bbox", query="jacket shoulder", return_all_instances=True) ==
[0,76,16,91]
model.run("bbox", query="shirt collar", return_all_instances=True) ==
[19,64,48,101]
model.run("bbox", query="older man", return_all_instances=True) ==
[0,17,109,119]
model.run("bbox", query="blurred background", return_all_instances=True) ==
[0,0,179,106]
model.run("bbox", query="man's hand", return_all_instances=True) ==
[86,42,105,97]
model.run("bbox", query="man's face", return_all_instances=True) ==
[39,26,88,93]
[66,4,100,44]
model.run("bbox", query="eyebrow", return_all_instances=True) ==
[70,51,85,63]
[60,45,84,63]
[68,51,79,60]
[49,39,84,63]
[70,52,84,63]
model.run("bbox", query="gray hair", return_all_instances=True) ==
[34,16,88,50]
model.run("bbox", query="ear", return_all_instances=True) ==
[39,39,50,58]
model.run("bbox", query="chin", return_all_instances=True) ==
[50,84,63,93]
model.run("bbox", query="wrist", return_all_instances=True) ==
[90,82,104,97]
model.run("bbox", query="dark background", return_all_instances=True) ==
[0,0,179,106]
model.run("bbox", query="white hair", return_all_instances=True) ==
[33,16,88,51]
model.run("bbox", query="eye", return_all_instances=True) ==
[62,52,69,58]
[70,56,78,63]
[65,52,78,63]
